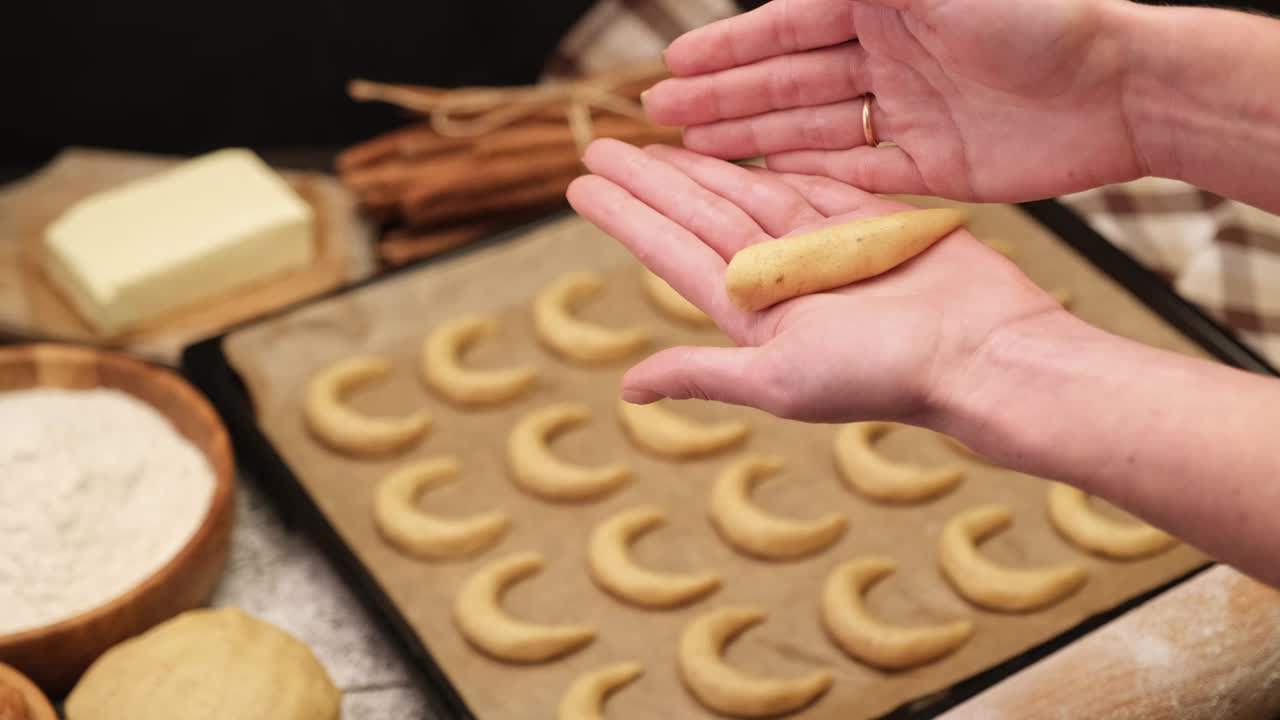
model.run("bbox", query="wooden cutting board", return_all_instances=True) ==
[0,147,378,365]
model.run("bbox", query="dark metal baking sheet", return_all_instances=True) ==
[180,201,1277,719]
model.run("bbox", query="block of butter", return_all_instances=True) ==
[42,148,315,336]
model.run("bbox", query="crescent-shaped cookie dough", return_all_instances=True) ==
[834,422,963,502]
[557,662,643,720]
[617,398,749,459]
[453,551,596,663]
[821,557,974,670]
[1047,483,1177,559]
[420,314,537,406]
[588,506,721,609]
[373,457,510,560]
[640,268,714,327]
[534,271,650,363]
[303,355,430,456]
[679,606,833,718]
[507,403,631,501]
[709,455,846,561]
[939,504,1088,612]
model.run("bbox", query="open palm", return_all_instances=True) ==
[567,140,1063,424]
[643,0,1142,202]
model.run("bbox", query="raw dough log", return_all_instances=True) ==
[303,355,430,456]
[588,506,721,609]
[709,455,846,561]
[678,606,834,717]
[453,551,596,663]
[557,662,643,720]
[506,403,631,501]
[616,398,748,459]
[1047,483,1177,559]
[725,208,969,312]
[939,504,1088,612]
[420,314,537,405]
[533,271,650,363]
[821,556,974,670]
[834,422,963,502]
[372,457,510,560]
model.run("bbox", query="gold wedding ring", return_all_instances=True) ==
[862,95,878,147]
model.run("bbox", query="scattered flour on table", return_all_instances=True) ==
[0,388,215,634]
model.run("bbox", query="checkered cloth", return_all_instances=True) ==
[543,0,737,79]
[550,3,1280,370]
[1063,180,1280,367]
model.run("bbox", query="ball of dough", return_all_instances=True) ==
[65,608,340,720]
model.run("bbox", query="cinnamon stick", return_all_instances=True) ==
[377,210,551,266]
[399,147,584,210]
[400,170,580,226]
[474,116,682,156]
[336,123,471,174]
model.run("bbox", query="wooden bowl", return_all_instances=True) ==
[0,663,57,720]
[0,343,236,697]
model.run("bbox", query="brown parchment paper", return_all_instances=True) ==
[224,203,1209,720]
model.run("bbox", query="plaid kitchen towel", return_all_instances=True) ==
[1062,180,1280,368]
[549,3,1280,370]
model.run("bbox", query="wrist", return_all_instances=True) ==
[925,307,1114,472]
[1109,1,1280,209]
[1105,0,1182,181]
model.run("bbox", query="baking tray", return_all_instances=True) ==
[182,200,1277,719]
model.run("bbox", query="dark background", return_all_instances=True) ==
[0,0,1268,166]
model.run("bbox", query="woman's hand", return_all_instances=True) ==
[642,0,1144,202]
[567,139,1063,425]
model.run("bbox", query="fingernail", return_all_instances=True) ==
[639,89,651,110]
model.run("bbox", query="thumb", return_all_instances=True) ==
[621,345,763,407]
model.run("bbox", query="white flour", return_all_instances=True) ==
[0,388,215,634]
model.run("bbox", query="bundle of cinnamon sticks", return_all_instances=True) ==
[336,60,682,267]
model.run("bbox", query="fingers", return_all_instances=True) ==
[766,145,931,196]
[621,346,764,407]
[683,99,870,159]
[566,174,737,334]
[770,171,894,217]
[643,145,825,238]
[644,44,868,127]
[582,139,769,262]
[663,0,859,77]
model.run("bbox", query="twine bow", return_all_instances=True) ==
[348,59,667,155]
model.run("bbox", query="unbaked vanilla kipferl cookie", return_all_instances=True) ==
[678,606,833,718]
[420,314,537,406]
[834,422,963,502]
[533,271,650,363]
[507,402,631,501]
[453,551,596,663]
[587,506,721,609]
[709,455,846,561]
[821,556,974,670]
[1047,483,1177,559]
[372,457,510,560]
[939,504,1088,612]
[303,355,429,456]
[616,398,748,459]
